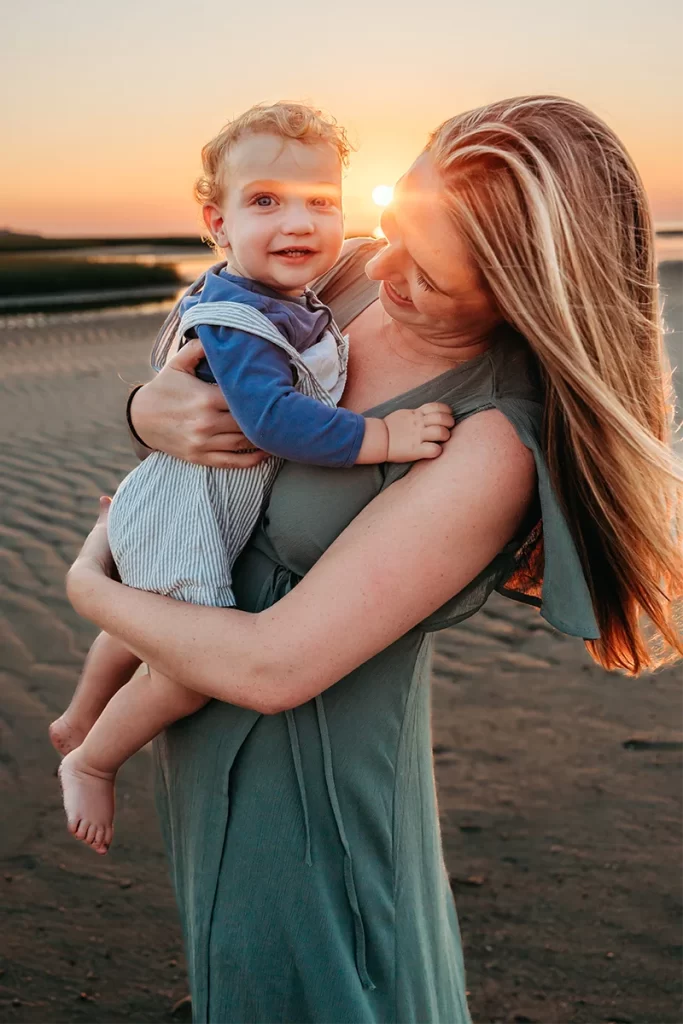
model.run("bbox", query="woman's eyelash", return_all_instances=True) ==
[416,273,434,292]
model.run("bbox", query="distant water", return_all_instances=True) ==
[657,233,683,263]
[50,231,683,283]
[2,242,680,368]
[44,245,218,285]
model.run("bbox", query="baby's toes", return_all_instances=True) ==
[93,826,110,855]
[75,819,91,841]
[85,823,100,845]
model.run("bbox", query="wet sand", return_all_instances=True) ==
[0,266,681,1024]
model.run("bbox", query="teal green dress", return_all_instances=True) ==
[153,241,599,1024]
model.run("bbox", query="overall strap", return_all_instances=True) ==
[177,301,337,410]
[150,262,226,371]
[178,300,299,358]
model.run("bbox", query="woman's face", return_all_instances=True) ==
[365,151,502,348]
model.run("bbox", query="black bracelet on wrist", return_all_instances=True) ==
[126,385,152,449]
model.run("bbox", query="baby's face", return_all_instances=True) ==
[205,133,344,296]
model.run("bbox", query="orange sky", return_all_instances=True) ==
[2,0,682,236]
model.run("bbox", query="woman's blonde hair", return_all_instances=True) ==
[427,95,682,675]
[194,101,351,206]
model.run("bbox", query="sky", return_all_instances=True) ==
[2,0,682,237]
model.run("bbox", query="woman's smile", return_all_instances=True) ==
[383,280,414,307]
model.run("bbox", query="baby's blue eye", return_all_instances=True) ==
[255,196,274,207]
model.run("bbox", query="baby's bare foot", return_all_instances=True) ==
[49,714,88,757]
[59,749,114,855]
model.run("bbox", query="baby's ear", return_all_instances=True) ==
[202,203,228,248]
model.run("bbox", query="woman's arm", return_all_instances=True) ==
[68,409,536,714]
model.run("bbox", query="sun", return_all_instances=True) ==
[372,184,394,208]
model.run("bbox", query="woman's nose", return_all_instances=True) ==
[365,243,396,281]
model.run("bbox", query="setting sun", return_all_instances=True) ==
[372,184,394,208]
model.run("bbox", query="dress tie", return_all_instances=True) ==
[313,694,375,990]
[258,563,375,991]
[285,708,312,866]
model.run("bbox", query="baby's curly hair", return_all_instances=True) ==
[194,101,351,206]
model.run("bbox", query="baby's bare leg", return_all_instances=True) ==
[50,631,142,756]
[59,670,207,854]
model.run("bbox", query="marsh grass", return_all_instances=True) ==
[0,233,202,252]
[0,256,181,297]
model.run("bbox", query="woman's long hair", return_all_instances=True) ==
[428,95,682,674]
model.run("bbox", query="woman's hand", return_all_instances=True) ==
[130,339,269,469]
[66,498,117,615]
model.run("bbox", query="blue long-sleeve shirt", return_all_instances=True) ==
[179,271,365,468]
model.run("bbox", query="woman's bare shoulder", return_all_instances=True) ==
[408,406,536,507]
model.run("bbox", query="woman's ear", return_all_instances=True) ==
[202,204,230,250]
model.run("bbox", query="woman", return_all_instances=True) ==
[66,96,683,1023]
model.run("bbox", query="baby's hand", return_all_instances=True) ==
[384,402,455,462]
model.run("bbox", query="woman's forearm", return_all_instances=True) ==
[66,565,275,713]
[67,410,536,717]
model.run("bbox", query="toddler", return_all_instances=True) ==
[51,102,453,854]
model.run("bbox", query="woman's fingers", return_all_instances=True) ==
[183,429,267,466]
[200,431,257,453]
[97,496,112,522]
[70,499,117,577]
[167,337,207,374]
[130,343,266,466]
[129,361,231,459]
[200,449,271,470]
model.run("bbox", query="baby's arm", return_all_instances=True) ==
[357,405,455,463]
[49,632,142,756]
[197,324,453,467]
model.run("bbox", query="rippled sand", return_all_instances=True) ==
[0,269,681,1022]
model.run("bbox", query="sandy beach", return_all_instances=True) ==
[0,263,681,1024]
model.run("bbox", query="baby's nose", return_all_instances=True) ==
[281,205,315,234]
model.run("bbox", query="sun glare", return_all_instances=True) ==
[372,185,394,208]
